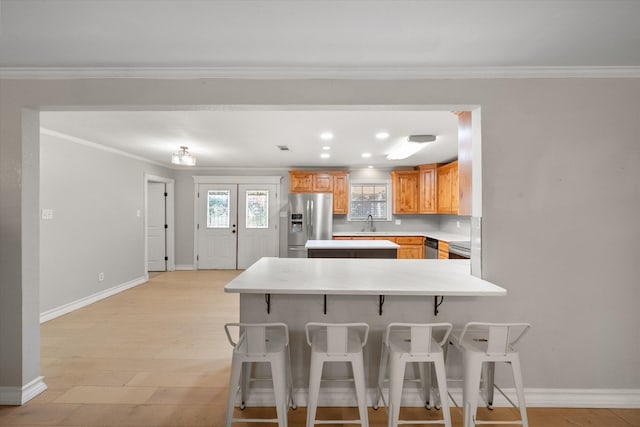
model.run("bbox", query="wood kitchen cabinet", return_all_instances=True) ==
[438,241,449,259]
[332,172,349,214]
[391,170,419,214]
[289,170,349,214]
[437,161,459,214]
[418,163,438,214]
[395,236,424,259]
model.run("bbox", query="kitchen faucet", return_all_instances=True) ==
[365,214,376,232]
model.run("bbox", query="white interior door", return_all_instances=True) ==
[197,184,238,269]
[147,182,166,271]
[237,184,279,269]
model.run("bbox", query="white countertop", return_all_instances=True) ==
[332,231,469,243]
[306,239,399,249]
[225,257,506,297]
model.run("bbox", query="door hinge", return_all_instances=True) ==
[164,192,168,197]
[164,256,168,261]
[197,224,200,230]
[197,255,199,261]
[164,224,168,229]
[197,192,200,198]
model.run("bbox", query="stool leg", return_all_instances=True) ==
[271,356,289,427]
[485,362,495,409]
[388,355,406,427]
[375,343,389,409]
[225,356,243,427]
[286,346,297,409]
[433,356,452,427]
[418,362,432,409]
[306,352,322,427]
[351,355,369,427]
[241,361,251,409]
[462,353,482,427]
[510,356,529,427]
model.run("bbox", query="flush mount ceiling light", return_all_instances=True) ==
[386,135,436,160]
[361,152,372,158]
[376,131,390,140]
[171,146,196,166]
[320,153,331,159]
[320,131,334,141]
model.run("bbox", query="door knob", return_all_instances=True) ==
[232,230,236,233]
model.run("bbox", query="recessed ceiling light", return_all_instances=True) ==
[320,153,330,159]
[322,146,331,150]
[361,152,372,158]
[320,132,334,141]
[368,165,374,169]
[376,132,390,140]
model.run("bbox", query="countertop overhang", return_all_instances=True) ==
[224,257,506,297]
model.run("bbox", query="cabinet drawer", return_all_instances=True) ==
[395,236,424,245]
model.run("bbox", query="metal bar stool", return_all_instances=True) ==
[305,322,370,427]
[449,322,531,427]
[224,322,296,427]
[375,322,453,427]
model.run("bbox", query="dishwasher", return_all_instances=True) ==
[424,237,439,259]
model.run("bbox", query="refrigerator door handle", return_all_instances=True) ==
[309,200,314,238]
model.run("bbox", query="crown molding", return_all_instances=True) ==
[40,127,169,168]
[3,66,640,80]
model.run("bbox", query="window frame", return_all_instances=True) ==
[347,179,393,222]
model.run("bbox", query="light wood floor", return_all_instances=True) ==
[0,270,638,426]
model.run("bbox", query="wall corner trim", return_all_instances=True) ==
[40,276,147,323]
[0,376,47,405]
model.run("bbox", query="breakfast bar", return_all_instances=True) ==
[224,257,506,405]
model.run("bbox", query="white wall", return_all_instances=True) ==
[39,132,174,313]
[1,77,639,402]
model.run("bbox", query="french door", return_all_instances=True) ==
[197,183,278,269]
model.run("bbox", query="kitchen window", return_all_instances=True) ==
[348,180,392,221]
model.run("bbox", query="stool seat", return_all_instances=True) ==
[449,322,530,427]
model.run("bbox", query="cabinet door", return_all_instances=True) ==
[437,161,459,214]
[438,241,449,259]
[332,173,349,214]
[312,173,333,192]
[391,171,419,214]
[398,245,423,259]
[289,172,313,192]
[418,164,438,214]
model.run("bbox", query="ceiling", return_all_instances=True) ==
[1,0,640,72]
[9,1,640,169]
[40,110,460,169]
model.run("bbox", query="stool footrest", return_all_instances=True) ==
[397,421,448,425]
[313,420,362,425]
[231,418,279,423]
[474,421,523,425]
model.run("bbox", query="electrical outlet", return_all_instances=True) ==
[456,220,460,228]
[41,209,54,220]
[395,219,401,225]
[98,272,104,281]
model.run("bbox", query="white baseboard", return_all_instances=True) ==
[240,386,640,409]
[40,276,148,323]
[0,376,47,405]
[175,264,196,270]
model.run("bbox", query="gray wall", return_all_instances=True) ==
[1,77,639,397]
[39,132,174,313]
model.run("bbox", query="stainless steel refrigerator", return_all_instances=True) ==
[287,193,333,258]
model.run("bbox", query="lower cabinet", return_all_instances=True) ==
[438,241,449,259]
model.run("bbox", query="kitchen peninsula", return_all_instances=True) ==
[224,257,506,404]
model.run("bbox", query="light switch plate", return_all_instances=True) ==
[42,209,54,220]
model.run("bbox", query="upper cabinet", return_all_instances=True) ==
[437,160,459,214]
[391,170,419,214]
[417,163,438,214]
[289,170,349,214]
